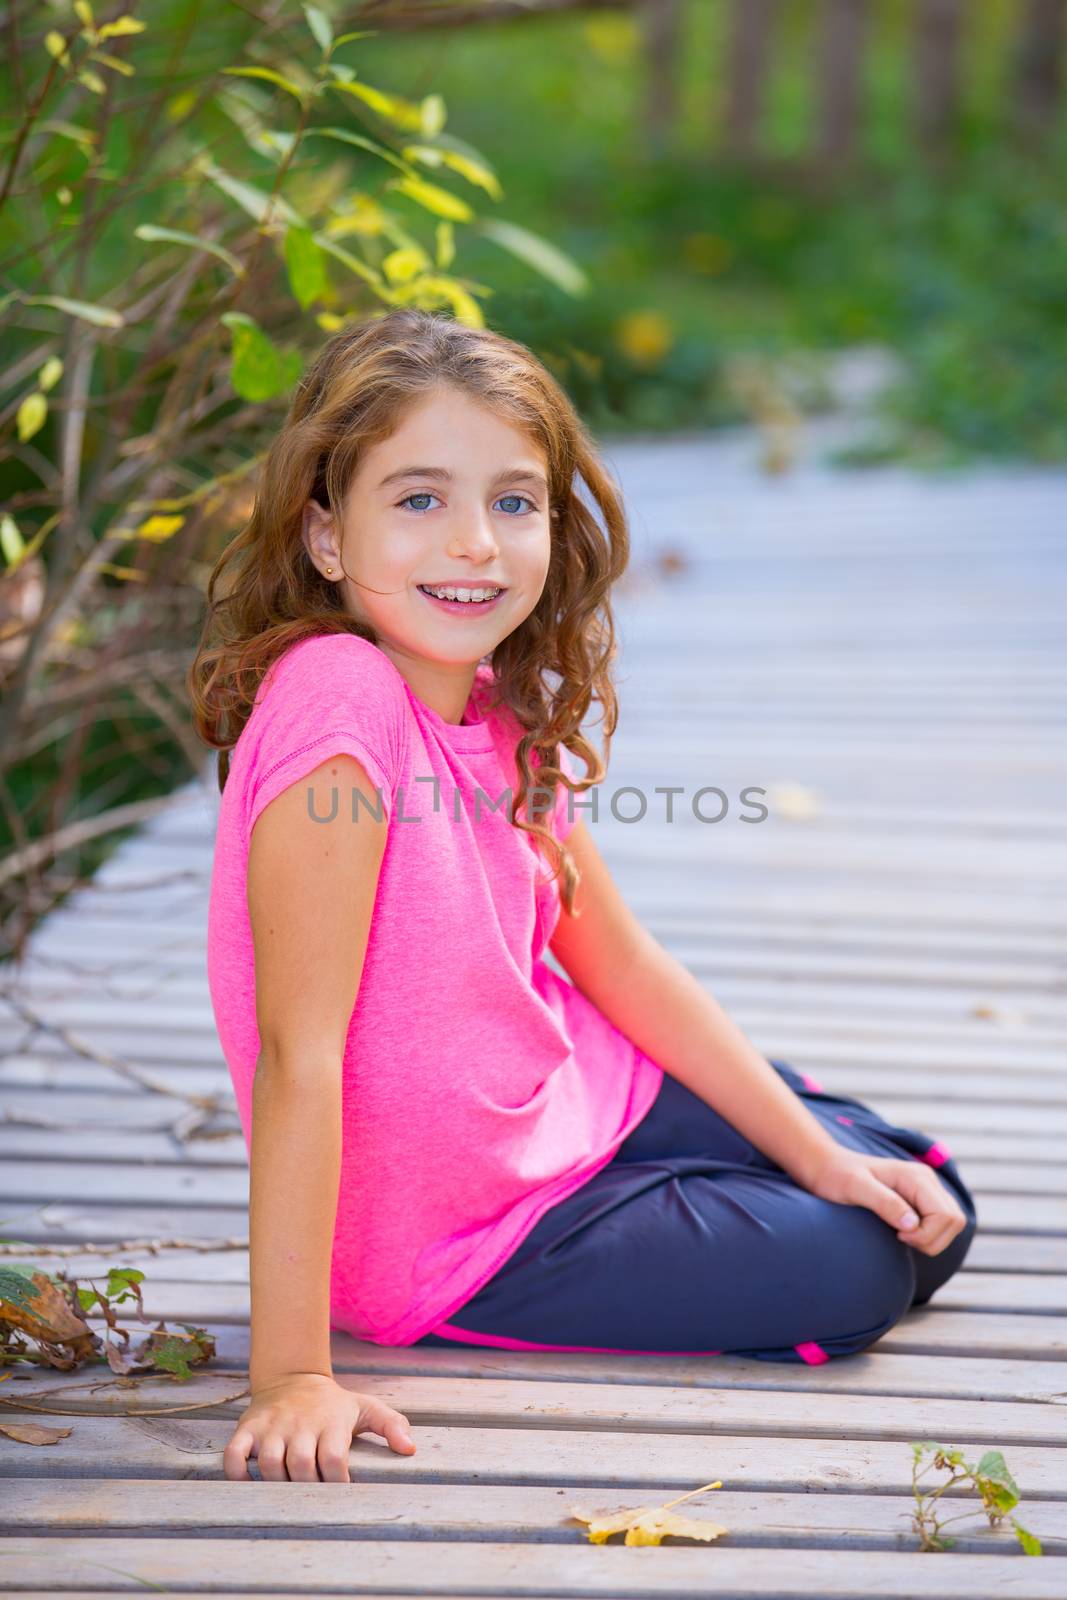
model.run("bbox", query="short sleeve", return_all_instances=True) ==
[243,634,406,841]
[553,742,583,842]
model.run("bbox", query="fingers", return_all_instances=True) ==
[360,1400,416,1455]
[892,1164,968,1256]
[283,1428,325,1483]
[229,1405,416,1484]
[256,1430,292,1482]
[317,1428,355,1484]
[222,1426,255,1482]
[852,1168,924,1238]
[849,1158,967,1259]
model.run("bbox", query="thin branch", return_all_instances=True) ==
[0,794,176,889]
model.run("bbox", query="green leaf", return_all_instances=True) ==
[108,1266,145,1289]
[314,234,385,292]
[213,85,280,162]
[404,274,484,328]
[303,124,415,177]
[37,356,63,392]
[333,30,379,48]
[976,1451,1018,1496]
[383,245,430,284]
[23,293,124,327]
[329,77,425,131]
[435,220,455,269]
[135,223,245,277]
[303,4,332,52]
[16,392,47,442]
[1012,1519,1042,1556]
[474,217,589,297]
[402,137,502,201]
[0,513,26,566]
[221,66,306,104]
[88,48,136,77]
[97,16,146,39]
[420,93,446,137]
[283,225,327,309]
[221,311,302,402]
[37,118,96,149]
[197,158,306,228]
[387,173,472,223]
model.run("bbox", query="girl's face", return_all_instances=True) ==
[302,385,553,717]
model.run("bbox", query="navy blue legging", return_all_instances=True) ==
[415,1059,979,1363]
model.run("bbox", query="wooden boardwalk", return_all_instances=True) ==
[2,421,1067,1595]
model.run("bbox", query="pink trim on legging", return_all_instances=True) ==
[921,1141,951,1167]
[836,1114,854,1125]
[800,1073,825,1093]
[794,1341,830,1364]
[426,1321,723,1356]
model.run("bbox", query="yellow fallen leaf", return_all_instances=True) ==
[570,1478,726,1546]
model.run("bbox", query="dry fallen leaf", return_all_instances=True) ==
[570,1478,727,1546]
[0,1421,73,1445]
[0,1268,97,1369]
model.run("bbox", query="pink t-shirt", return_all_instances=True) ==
[206,631,663,1346]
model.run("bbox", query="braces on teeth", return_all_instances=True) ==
[421,586,501,602]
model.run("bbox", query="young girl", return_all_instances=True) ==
[193,308,976,1485]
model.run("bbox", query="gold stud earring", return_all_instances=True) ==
[325,566,334,574]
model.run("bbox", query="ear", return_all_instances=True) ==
[302,497,340,577]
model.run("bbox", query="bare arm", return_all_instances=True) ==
[548,820,840,1190]
[245,751,387,1389]
[224,752,414,1483]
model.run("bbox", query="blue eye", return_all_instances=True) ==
[397,492,536,514]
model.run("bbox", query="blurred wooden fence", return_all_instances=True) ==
[715,0,1067,162]
[520,0,1067,161]
[358,0,1067,163]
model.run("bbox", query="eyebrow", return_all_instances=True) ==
[377,465,549,493]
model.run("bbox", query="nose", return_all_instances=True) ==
[446,512,500,564]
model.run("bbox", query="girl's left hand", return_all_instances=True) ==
[800,1147,969,1258]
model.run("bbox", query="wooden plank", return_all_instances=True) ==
[8,1176,1060,1262]
[2,1206,1064,1265]
[1,1131,1062,1201]
[2,1087,1063,1164]
[5,1063,1066,1138]
[33,875,1067,930]
[6,1247,1067,1315]
[6,1479,1067,1553]
[8,1363,1067,1452]
[12,952,1067,1027]
[14,1319,1067,1405]
[2,1163,1065,1236]
[2,1538,1064,1596]
[36,1279,1067,1360]
[1,1411,1065,1488]
[6,1044,1066,1108]
[12,1004,1067,1081]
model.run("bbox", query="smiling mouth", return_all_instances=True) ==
[416,585,507,612]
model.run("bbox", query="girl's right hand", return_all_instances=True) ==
[223,1372,417,1482]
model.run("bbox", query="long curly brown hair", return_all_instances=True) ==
[187,307,631,916]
